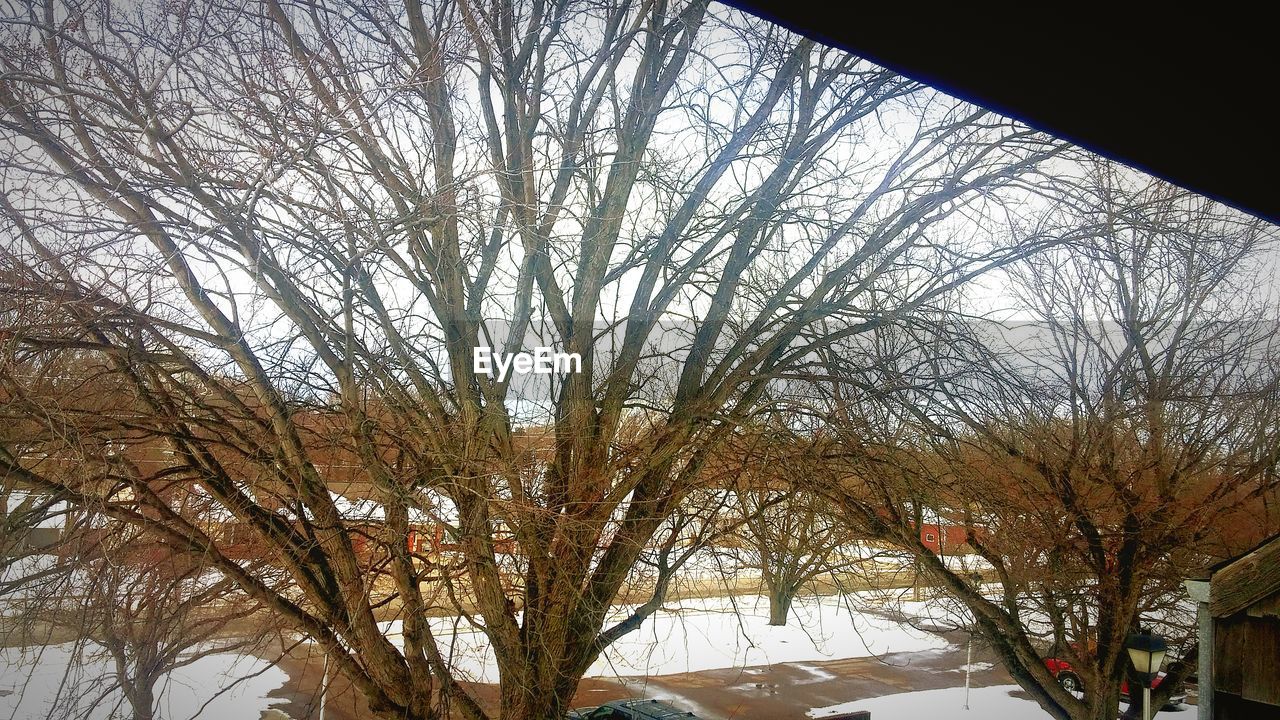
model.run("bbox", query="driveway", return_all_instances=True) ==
[263,625,1013,719]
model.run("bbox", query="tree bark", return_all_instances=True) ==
[767,584,796,626]
[125,680,156,720]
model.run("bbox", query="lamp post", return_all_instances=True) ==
[1125,629,1167,720]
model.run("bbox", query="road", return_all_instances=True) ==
[607,626,1014,720]
[262,623,1021,719]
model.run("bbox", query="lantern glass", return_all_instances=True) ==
[1124,631,1168,683]
[1125,646,1153,675]
[1150,647,1167,674]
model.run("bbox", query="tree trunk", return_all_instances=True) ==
[768,585,795,626]
[1078,679,1125,720]
[126,681,156,720]
[499,674,577,720]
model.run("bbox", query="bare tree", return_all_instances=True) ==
[733,485,864,626]
[2,514,272,720]
[78,533,267,720]
[814,168,1280,720]
[714,425,867,626]
[0,2,1065,718]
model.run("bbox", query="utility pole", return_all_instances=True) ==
[964,629,973,710]
[319,652,328,720]
[965,571,982,711]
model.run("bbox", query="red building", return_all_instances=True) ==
[918,523,980,554]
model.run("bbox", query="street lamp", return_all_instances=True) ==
[1125,629,1167,720]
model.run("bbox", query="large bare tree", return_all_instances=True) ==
[1,1,1064,718]
[814,168,1280,720]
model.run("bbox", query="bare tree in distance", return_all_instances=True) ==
[735,486,873,626]
[714,423,873,626]
[1,515,273,720]
[0,1,1070,718]
[811,167,1280,720]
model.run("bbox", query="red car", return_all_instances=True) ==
[1044,656,1187,708]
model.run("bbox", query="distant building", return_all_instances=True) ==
[917,523,976,555]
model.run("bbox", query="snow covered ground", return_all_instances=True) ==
[0,643,287,720]
[809,685,1051,719]
[384,592,951,683]
[1,582,958,717]
[591,593,949,678]
[1,592,954,717]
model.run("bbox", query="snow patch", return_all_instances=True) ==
[381,593,949,683]
[0,643,288,720]
[794,664,839,683]
[808,684,1051,719]
[950,661,995,673]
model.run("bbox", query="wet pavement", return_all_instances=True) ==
[263,622,1013,719]
[610,628,1012,719]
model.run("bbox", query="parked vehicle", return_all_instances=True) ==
[1044,656,1187,708]
[567,698,701,720]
